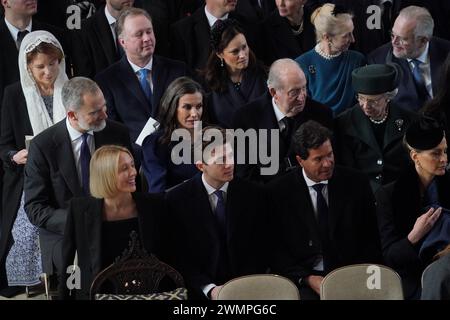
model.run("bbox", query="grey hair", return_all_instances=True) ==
[385,88,399,100]
[116,7,152,39]
[267,58,303,90]
[61,77,101,112]
[398,6,434,38]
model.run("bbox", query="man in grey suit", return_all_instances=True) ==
[24,77,133,283]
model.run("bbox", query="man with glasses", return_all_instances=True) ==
[335,64,417,193]
[232,58,332,184]
[368,5,450,112]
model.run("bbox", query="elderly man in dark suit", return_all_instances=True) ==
[166,127,268,300]
[24,77,133,285]
[268,120,382,300]
[368,5,450,111]
[71,0,135,78]
[170,0,257,70]
[95,7,189,162]
[233,58,332,184]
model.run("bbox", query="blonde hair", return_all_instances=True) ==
[311,3,353,42]
[89,145,134,199]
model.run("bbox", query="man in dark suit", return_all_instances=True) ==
[268,120,381,300]
[233,58,332,184]
[71,0,135,78]
[24,77,133,283]
[368,5,450,111]
[95,7,189,161]
[166,127,268,300]
[170,0,257,70]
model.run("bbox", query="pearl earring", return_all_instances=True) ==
[220,58,224,67]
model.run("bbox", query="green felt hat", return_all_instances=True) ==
[352,64,398,94]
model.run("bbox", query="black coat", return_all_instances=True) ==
[268,166,382,296]
[59,192,166,300]
[166,174,269,299]
[23,119,133,275]
[376,167,450,299]
[368,37,450,111]
[170,6,258,71]
[257,7,316,66]
[0,83,33,273]
[232,92,333,183]
[71,6,120,79]
[334,102,418,192]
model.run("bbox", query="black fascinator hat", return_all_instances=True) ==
[405,116,445,150]
[210,18,240,52]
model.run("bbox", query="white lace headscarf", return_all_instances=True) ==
[19,30,68,135]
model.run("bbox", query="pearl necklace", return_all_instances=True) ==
[291,20,304,36]
[369,109,389,124]
[314,44,342,60]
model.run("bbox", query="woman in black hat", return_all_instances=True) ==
[335,64,418,193]
[376,116,450,299]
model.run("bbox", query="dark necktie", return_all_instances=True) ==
[214,190,226,236]
[411,59,430,105]
[16,30,29,49]
[138,68,153,103]
[280,117,293,141]
[80,133,91,195]
[312,183,329,249]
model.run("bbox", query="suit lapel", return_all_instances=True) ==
[151,56,167,116]
[327,170,344,240]
[429,39,442,94]
[52,121,83,196]
[85,199,103,272]
[94,10,118,64]
[296,170,321,242]
[117,57,151,111]
[193,11,212,67]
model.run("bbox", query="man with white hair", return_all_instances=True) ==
[368,5,450,111]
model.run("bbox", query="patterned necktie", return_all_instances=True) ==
[80,133,91,195]
[411,59,429,103]
[137,68,153,103]
[214,190,226,235]
[16,30,29,49]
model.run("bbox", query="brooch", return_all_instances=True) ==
[308,65,316,74]
[395,119,404,131]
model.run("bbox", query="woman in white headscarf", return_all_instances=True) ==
[0,30,68,290]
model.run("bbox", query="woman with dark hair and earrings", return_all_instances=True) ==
[141,77,207,193]
[376,116,450,299]
[201,18,267,128]
[295,3,365,116]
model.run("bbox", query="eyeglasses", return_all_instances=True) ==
[356,95,386,107]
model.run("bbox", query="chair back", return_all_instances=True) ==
[90,231,184,299]
[217,274,300,300]
[320,264,403,300]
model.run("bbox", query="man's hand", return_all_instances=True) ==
[12,149,28,165]
[210,285,224,300]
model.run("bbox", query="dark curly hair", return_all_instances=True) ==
[202,19,258,93]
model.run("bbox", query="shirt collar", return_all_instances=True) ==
[302,168,328,187]
[204,5,229,28]
[4,17,32,42]
[128,57,153,74]
[407,42,429,64]
[65,117,94,142]
[272,97,287,122]
[201,174,229,195]
[104,5,116,26]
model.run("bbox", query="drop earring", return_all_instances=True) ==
[220,58,224,67]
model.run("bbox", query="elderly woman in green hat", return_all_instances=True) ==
[335,64,418,192]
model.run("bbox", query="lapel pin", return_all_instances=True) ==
[395,119,404,131]
[308,65,316,74]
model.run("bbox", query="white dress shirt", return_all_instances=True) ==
[104,5,118,48]
[204,5,229,28]
[128,58,154,92]
[4,17,32,42]
[271,98,288,130]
